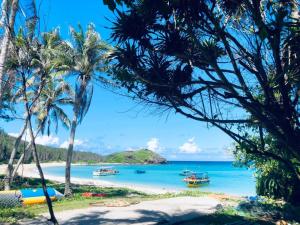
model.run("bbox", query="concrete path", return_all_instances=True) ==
[43,197,220,225]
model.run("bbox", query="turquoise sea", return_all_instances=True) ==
[44,161,256,196]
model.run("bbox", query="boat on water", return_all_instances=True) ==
[179,169,194,176]
[135,170,146,174]
[183,172,210,188]
[93,167,119,176]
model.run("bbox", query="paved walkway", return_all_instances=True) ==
[19,197,220,225]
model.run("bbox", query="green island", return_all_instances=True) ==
[0,132,166,164]
[104,149,166,164]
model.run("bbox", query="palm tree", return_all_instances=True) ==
[11,77,73,180]
[64,24,110,196]
[0,0,37,102]
[0,0,18,101]
[35,77,73,136]
[3,28,68,190]
[4,29,68,224]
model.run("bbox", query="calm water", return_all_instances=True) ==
[44,161,256,196]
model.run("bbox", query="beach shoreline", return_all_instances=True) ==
[0,162,179,194]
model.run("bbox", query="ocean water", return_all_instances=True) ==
[44,161,256,196]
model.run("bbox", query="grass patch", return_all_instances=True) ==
[0,207,35,224]
[0,175,147,222]
[2,176,298,224]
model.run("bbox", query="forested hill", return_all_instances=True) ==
[0,131,103,164]
[0,131,167,164]
[105,149,167,164]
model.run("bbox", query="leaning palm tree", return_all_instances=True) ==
[3,28,67,190]
[4,29,66,224]
[64,24,110,196]
[11,77,73,180]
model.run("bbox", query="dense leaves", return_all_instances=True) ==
[105,0,300,204]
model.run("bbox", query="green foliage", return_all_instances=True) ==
[0,132,168,165]
[0,176,145,222]
[104,149,166,164]
[233,135,300,205]
[0,131,103,164]
[0,207,34,224]
[238,199,300,223]
[105,1,300,208]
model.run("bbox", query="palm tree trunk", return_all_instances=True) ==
[0,0,18,101]
[21,74,58,225]
[11,125,42,180]
[24,102,58,225]
[4,119,28,190]
[64,111,78,196]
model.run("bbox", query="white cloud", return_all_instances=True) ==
[179,137,201,154]
[9,132,59,146]
[35,135,59,146]
[8,132,20,138]
[147,138,163,152]
[59,139,86,149]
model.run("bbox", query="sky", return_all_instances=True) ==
[0,0,234,161]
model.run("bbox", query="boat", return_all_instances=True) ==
[183,172,210,188]
[179,169,193,176]
[187,180,201,188]
[92,167,119,176]
[135,170,146,174]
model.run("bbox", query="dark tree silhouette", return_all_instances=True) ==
[104,0,300,184]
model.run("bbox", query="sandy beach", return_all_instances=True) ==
[1,162,225,225]
[0,162,179,194]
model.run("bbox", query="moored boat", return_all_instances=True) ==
[135,170,146,174]
[93,167,119,176]
[183,172,210,188]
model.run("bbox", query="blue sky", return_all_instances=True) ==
[1,0,234,161]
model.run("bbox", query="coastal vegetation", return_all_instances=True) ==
[0,130,103,164]
[1,176,299,224]
[0,131,167,165]
[105,149,167,164]
[104,0,300,205]
[0,0,299,224]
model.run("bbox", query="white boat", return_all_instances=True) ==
[92,167,119,176]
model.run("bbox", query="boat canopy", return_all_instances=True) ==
[189,172,209,178]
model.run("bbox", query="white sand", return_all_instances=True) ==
[0,162,179,194]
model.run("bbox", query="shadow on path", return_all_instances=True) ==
[61,209,207,225]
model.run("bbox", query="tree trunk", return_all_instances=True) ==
[20,73,58,225]
[64,111,78,196]
[11,125,42,180]
[4,119,27,190]
[0,0,9,27]
[0,0,18,101]
[11,151,25,179]
[24,104,58,224]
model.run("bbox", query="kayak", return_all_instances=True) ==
[0,187,63,206]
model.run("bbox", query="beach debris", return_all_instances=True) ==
[81,192,107,197]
